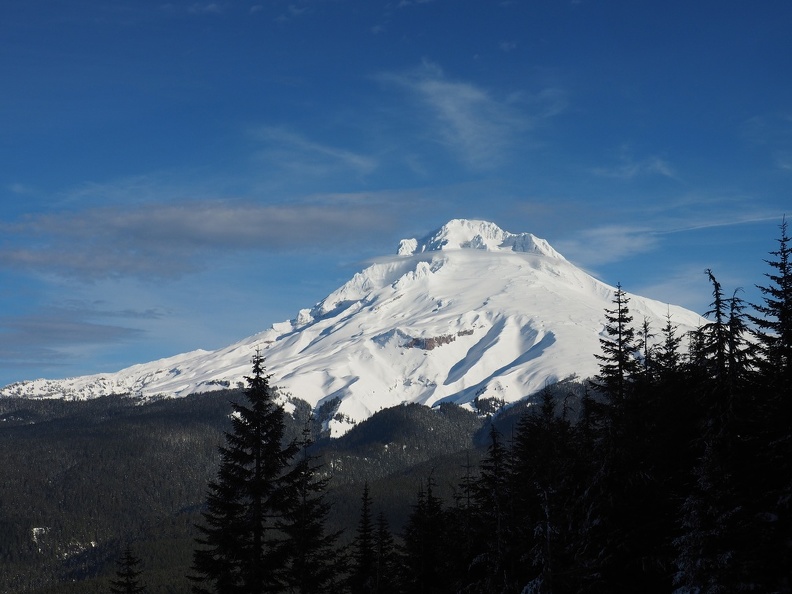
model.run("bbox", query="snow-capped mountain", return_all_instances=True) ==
[0,219,706,436]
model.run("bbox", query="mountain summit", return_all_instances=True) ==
[397,218,564,258]
[0,220,705,436]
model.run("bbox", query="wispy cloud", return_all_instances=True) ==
[397,0,436,7]
[188,2,223,15]
[555,225,659,267]
[254,127,378,177]
[741,113,792,171]
[377,61,566,169]
[591,146,678,180]
[632,263,716,315]
[8,183,35,195]
[0,198,402,281]
[0,302,148,371]
[275,3,311,22]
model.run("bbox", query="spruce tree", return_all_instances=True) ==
[594,283,641,402]
[467,425,513,593]
[750,216,792,385]
[191,351,299,594]
[110,545,146,594]
[654,310,682,379]
[584,286,675,591]
[700,269,730,384]
[348,482,375,594]
[277,424,343,594]
[399,478,448,594]
[373,511,397,594]
[746,217,792,590]
[510,388,580,593]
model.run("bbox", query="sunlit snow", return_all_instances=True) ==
[0,219,706,436]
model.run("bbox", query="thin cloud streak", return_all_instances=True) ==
[0,200,402,280]
[377,61,566,169]
[555,225,658,267]
[254,127,378,176]
[591,146,678,180]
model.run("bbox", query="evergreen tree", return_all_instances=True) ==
[750,216,792,385]
[654,309,683,379]
[373,511,397,594]
[746,217,792,591]
[674,273,758,592]
[110,545,146,594]
[700,269,730,384]
[191,351,299,594]
[593,283,641,402]
[467,424,514,593]
[278,424,343,594]
[637,316,655,379]
[399,477,448,594]
[347,482,376,594]
[510,387,581,593]
[582,287,679,592]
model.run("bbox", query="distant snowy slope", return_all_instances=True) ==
[0,219,706,436]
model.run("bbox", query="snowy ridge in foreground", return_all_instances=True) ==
[0,219,706,436]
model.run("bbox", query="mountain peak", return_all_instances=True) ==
[397,218,565,260]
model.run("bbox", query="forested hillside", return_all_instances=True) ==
[0,389,489,592]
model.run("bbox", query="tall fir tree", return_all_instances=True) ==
[593,283,641,403]
[750,216,792,386]
[399,477,449,594]
[467,424,514,593]
[373,511,398,594]
[191,351,299,594]
[700,269,731,385]
[510,387,581,593]
[110,545,146,594]
[654,310,683,379]
[582,284,678,592]
[277,423,344,594]
[347,482,376,594]
[746,217,792,591]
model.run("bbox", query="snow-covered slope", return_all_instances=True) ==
[0,219,706,436]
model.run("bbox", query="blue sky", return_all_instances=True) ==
[1,0,790,386]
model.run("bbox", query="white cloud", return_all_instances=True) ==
[255,127,378,176]
[632,264,713,316]
[378,61,565,169]
[555,225,658,267]
[591,146,678,180]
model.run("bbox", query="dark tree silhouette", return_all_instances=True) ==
[373,511,397,594]
[110,545,146,594]
[277,424,343,594]
[594,283,641,402]
[191,351,299,594]
[348,482,375,594]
